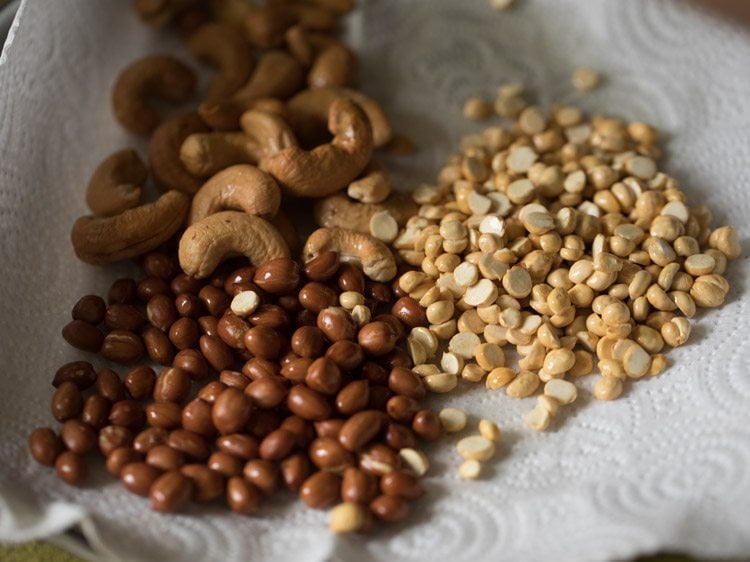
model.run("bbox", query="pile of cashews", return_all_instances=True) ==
[71,0,414,284]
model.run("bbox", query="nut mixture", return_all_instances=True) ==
[29,0,433,535]
[25,0,742,538]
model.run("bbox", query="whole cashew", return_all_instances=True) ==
[149,112,208,194]
[180,132,259,177]
[188,165,281,224]
[347,159,391,203]
[303,227,397,282]
[72,190,190,265]
[133,0,201,27]
[112,55,196,134]
[198,50,304,130]
[86,149,146,217]
[179,211,290,277]
[313,192,418,232]
[243,5,295,49]
[308,42,356,90]
[188,22,254,101]
[180,110,297,177]
[226,49,304,107]
[286,87,392,147]
[270,210,300,254]
[261,98,373,198]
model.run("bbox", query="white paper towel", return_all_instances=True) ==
[1,1,750,561]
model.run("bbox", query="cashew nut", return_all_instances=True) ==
[179,211,290,277]
[180,110,297,178]
[282,1,338,31]
[304,227,397,282]
[174,7,209,38]
[248,98,287,116]
[72,190,189,265]
[270,210,300,254]
[112,55,196,134]
[286,87,392,147]
[210,0,252,26]
[243,5,295,49]
[149,112,208,194]
[188,22,254,101]
[347,159,391,203]
[300,0,353,15]
[133,0,201,27]
[188,165,281,224]
[308,41,357,90]
[180,132,258,177]
[313,192,418,232]
[227,49,304,105]
[285,24,314,68]
[85,149,146,217]
[261,98,373,198]
[198,50,304,130]
[240,109,298,159]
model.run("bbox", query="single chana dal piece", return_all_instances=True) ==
[459,459,482,480]
[457,435,495,461]
[439,408,467,432]
[478,419,501,442]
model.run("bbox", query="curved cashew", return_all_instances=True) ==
[308,42,357,90]
[180,132,259,177]
[188,165,281,224]
[179,211,290,277]
[286,87,392,147]
[180,110,297,177]
[188,22,254,101]
[261,98,373,198]
[149,112,208,194]
[303,227,397,282]
[198,50,304,130]
[270,210,300,254]
[243,5,295,49]
[347,159,391,203]
[313,192,417,232]
[85,149,146,217]
[133,0,201,27]
[72,190,189,265]
[112,55,196,134]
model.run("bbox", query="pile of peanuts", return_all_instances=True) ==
[388,93,740,433]
[31,251,440,532]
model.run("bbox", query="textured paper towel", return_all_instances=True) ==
[1,0,750,561]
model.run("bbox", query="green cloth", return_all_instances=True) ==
[0,541,84,562]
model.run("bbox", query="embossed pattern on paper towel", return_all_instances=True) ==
[0,1,749,561]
